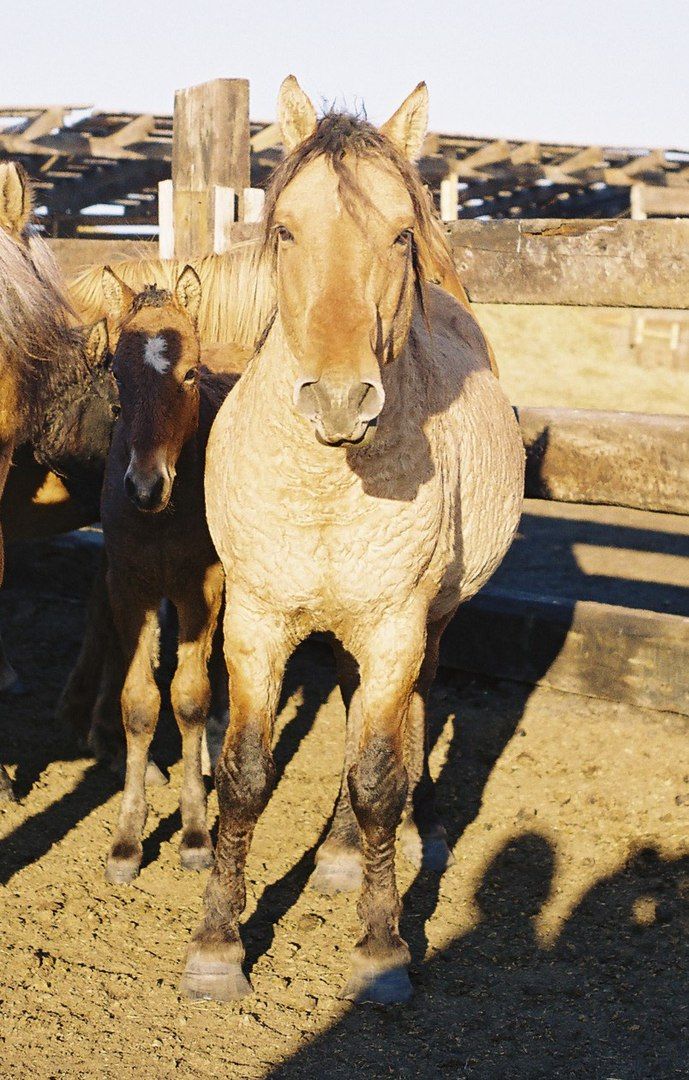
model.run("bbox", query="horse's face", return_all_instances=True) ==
[35,320,118,487]
[271,77,430,447]
[108,269,202,513]
[273,155,417,446]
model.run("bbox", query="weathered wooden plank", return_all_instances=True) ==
[172,78,250,260]
[518,407,689,515]
[443,587,689,715]
[447,219,689,308]
[631,183,689,219]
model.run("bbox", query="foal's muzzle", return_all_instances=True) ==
[124,460,174,513]
[293,375,385,446]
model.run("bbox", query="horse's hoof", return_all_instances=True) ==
[145,760,168,787]
[180,961,252,1002]
[105,857,141,884]
[341,964,413,1005]
[310,849,362,894]
[399,827,454,873]
[180,845,214,871]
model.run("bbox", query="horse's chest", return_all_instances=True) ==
[221,459,449,623]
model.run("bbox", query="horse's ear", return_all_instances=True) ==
[101,266,135,326]
[0,161,32,235]
[175,265,202,328]
[380,82,429,161]
[84,318,109,367]
[278,75,318,152]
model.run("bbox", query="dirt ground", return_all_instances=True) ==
[0,526,688,1079]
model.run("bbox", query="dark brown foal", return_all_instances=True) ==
[100,266,235,883]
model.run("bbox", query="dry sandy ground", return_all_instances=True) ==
[1,536,688,1079]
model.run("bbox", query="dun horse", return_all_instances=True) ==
[0,162,117,796]
[99,267,235,883]
[181,79,524,1005]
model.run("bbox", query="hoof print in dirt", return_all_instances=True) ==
[180,962,252,1002]
[341,964,414,1006]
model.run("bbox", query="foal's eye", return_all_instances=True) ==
[394,228,413,249]
[275,225,295,244]
[110,403,121,419]
[183,368,197,383]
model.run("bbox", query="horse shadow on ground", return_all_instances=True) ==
[269,834,689,1080]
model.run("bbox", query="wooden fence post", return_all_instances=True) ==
[171,78,250,261]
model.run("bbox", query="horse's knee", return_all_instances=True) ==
[121,679,159,738]
[348,736,408,835]
[215,728,275,826]
[171,661,210,728]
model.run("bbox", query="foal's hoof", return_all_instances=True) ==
[342,964,413,1006]
[180,961,252,1002]
[399,825,454,873]
[0,766,15,802]
[180,842,214,872]
[105,844,142,884]
[145,759,168,787]
[311,848,362,895]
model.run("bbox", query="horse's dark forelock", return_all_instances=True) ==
[261,110,457,315]
[130,284,174,314]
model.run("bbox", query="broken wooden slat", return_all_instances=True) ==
[442,587,689,715]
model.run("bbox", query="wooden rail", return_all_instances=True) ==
[51,217,689,308]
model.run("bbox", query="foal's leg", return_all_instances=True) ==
[181,601,292,1001]
[106,591,160,884]
[171,565,223,871]
[311,645,364,893]
[399,616,454,872]
[342,610,427,1005]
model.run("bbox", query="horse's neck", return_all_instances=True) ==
[23,340,85,451]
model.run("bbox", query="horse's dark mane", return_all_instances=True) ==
[261,110,457,297]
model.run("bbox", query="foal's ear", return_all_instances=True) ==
[102,266,136,326]
[278,75,318,152]
[84,318,109,367]
[175,265,202,328]
[380,82,429,161]
[0,161,32,236]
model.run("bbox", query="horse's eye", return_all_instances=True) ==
[111,403,121,419]
[276,225,295,244]
[183,368,197,383]
[394,228,413,248]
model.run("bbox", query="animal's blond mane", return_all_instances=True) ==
[0,227,77,370]
[69,239,276,350]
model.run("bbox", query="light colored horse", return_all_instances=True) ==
[181,78,524,1005]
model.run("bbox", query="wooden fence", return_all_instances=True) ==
[46,79,689,718]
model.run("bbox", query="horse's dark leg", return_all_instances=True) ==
[312,644,363,893]
[399,616,454,872]
[105,586,160,884]
[342,611,425,1005]
[57,550,110,746]
[171,565,223,871]
[181,602,291,1002]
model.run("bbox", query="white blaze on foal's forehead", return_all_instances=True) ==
[143,334,170,374]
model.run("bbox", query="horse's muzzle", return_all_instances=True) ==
[124,463,174,513]
[293,375,385,446]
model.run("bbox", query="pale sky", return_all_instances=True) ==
[3,0,688,147]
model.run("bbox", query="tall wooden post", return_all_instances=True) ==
[166,78,251,261]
